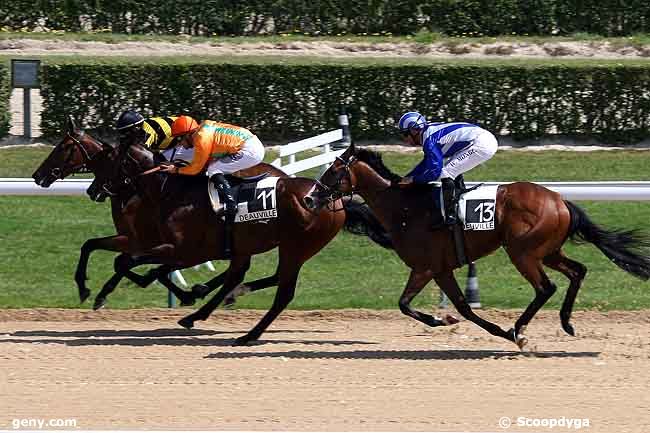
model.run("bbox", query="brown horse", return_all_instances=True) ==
[96,139,361,345]
[32,117,287,309]
[306,143,650,349]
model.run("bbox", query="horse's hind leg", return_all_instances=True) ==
[190,269,229,299]
[399,269,458,327]
[224,267,280,306]
[434,271,515,342]
[157,270,200,306]
[507,252,558,349]
[543,250,587,336]
[178,256,252,329]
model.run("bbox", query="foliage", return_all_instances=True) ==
[0,63,9,138]
[3,0,650,36]
[39,60,650,144]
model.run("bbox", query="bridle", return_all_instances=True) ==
[48,130,113,180]
[98,144,164,202]
[317,155,358,204]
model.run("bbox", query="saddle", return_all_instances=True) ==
[226,172,269,186]
[208,173,280,222]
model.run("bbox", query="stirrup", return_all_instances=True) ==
[445,213,458,226]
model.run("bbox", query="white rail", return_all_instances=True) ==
[5,178,650,200]
[271,129,345,176]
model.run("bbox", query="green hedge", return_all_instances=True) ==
[3,0,650,36]
[39,61,650,144]
[0,63,9,138]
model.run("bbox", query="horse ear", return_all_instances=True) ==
[342,140,356,158]
[66,115,78,132]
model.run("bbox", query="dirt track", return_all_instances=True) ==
[1,308,649,432]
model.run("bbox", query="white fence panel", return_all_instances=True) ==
[271,129,344,176]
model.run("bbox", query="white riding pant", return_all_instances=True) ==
[439,131,498,180]
[161,145,195,163]
[206,135,265,176]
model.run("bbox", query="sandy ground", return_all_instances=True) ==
[1,308,649,432]
[4,38,650,59]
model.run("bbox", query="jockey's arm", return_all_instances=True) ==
[409,138,443,183]
[177,137,210,175]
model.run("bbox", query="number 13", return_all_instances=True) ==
[473,202,494,222]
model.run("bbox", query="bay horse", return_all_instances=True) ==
[32,117,288,309]
[306,143,650,349]
[33,117,375,345]
[95,138,357,345]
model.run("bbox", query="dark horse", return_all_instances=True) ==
[33,118,376,345]
[306,143,650,349]
[32,117,289,309]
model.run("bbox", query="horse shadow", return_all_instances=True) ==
[204,349,601,361]
[1,328,373,347]
[9,328,332,338]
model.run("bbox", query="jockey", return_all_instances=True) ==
[397,111,498,226]
[115,110,193,163]
[159,115,266,257]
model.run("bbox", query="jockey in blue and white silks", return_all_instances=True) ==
[397,111,498,225]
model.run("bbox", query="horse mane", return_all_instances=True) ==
[355,148,402,183]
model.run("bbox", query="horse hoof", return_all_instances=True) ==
[79,289,91,303]
[225,284,251,306]
[178,317,194,329]
[191,284,210,298]
[233,336,251,346]
[442,314,460,325]
[562,321,576,336]
[516,335,528,350]
[513,326,528,351]
[93,298,106,310]
[180,298,196,307]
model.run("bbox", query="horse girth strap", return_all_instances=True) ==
[452,223,467,267]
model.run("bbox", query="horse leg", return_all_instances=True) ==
[92,254,137,310]
[233,261,301,346]
[190,269,229,299]
[543,250,587,336]
[156,270,201,306]
[75,235,130,302]
[122,265,169,288]
[434,271,515,343]
[507,252,558,349]
[224,266,280,306]
[399,269,459,327]
[178,256,252,329]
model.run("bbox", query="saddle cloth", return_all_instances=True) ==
[208,176,280,223]
[457,184,499,231]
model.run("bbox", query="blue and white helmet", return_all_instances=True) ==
[397,111,427,133]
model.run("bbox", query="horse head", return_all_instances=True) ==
[32,115,116,187]
[87,142,157,202]
[305,143,360,210]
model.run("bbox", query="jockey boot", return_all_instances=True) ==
[454,174,466,192]
[210,173,237,258]
[441,177,458,226]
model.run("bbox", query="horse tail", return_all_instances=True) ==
[342,197,394,250]
[565,200,650,280]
